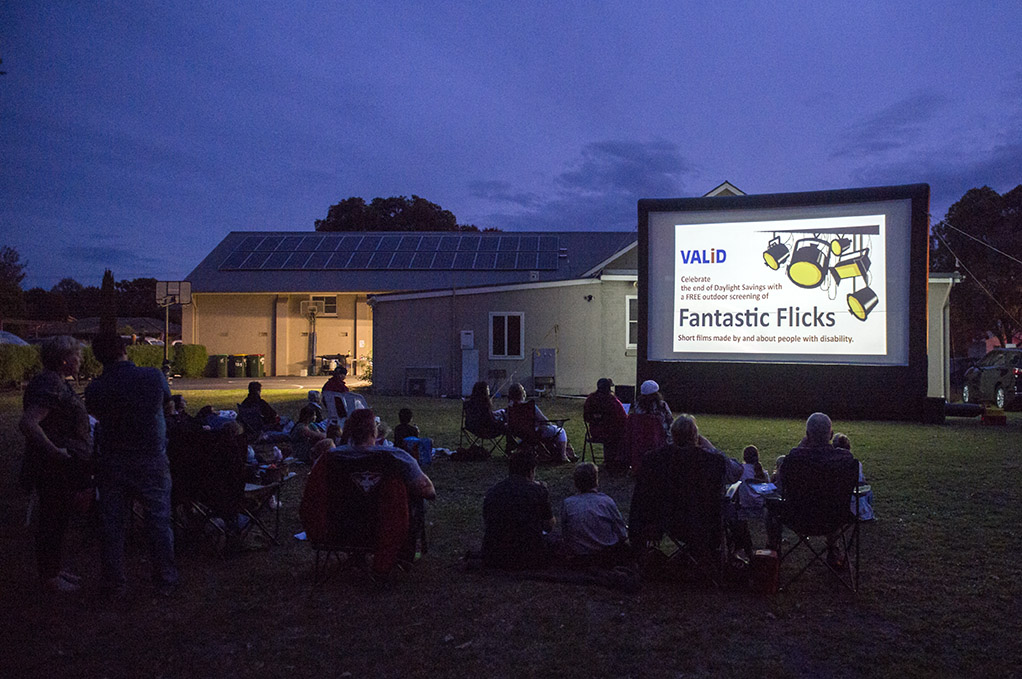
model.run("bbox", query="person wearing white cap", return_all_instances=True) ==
[632,380,674,443]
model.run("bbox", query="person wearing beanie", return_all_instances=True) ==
[632,379,674,443]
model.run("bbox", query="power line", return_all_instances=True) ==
[933,229,1022,330]
[930,213,1022,269]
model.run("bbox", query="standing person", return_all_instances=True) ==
[632,380,674,444]
[19,336,93,593]
[85,334,178,596]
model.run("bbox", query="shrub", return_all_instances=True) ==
[126,344,165,369]
[79,345,102,380]
[172,344,208,378]
[0,344,42,387]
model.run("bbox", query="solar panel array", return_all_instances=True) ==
[218,234,562,272]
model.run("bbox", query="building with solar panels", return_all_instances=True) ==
[183,230,639,396]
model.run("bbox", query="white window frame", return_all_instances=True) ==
[626,295,638,350]
[489,311,524,360]
[311,295,337,317]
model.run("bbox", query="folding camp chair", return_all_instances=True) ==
[459,399,506,456]
[581,417,606,464]
[306,452,411,583]
[625,412,667,474]
[168,427,251,556]
[629,444,727,587]
[773,454,862,592]
[323,391,370,427]
[505,400,568,463]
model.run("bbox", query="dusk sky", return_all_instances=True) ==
[2,2,1020,290]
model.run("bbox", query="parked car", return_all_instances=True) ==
[962,348,1022,409]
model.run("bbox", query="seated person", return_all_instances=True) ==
[728,445,769,560]
[482,448,555,569]
[507,382,573,463]
[560,462,630,567]
[300,409,435,574]
[305,391,324,425]
[583,378,628,473]
[289,404,327,463]
[771,454,786,483]
[628,414,742,561]
[631,380,674,444]
[322,365,350,394]
[766,412,857,566]
[833,432,874,521]
[310,423,342,464]
[393,407,433,467]
[167,394,202,435]
[196,405,235,431]
[375,418,395,447]
[240,381,281,428]
[464,381,506,438]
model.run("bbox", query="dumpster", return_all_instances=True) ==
[210,355,228,378]
[228,354,247,378]
[246,354,265,378]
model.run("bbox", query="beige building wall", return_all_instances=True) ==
[373,278,638,397]
[927,276,956,399]
[182,292,373,376]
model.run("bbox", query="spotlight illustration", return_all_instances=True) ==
[763,237,790,270]
[786,238,831,288]
[830,237,852,256]
[847,287,878,321]
[830,249,871,283]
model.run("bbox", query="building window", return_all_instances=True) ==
[626,295,638,349]
[490,312,524,359]
[312,295,337,316]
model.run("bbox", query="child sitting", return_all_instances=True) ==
[392,408,433,467]
[833,433,874,520]
[729,445,770,560]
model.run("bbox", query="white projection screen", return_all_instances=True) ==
[637,185,932,420]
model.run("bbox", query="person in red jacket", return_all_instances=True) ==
[321,365,350,394]
[583,378,628,473]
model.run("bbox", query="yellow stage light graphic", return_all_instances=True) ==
[763,238,790,270]
[786,239,830,288]
[847,287,879,321]
[831,249,871,282]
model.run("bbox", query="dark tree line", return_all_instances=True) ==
[0,247,175,326]
[930,184,1022,351]
[315,195,491,232]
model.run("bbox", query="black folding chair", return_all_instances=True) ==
[774,455,862,592]
[459,399,506,456]
[505,400,568,463]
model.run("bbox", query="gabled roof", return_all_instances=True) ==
[185,230,637,294]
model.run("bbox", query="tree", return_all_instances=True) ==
[315,195,482,232]
[100,270,117,336]
[0,245,26,321]
[930,185,1022,350]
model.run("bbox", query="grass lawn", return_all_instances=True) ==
[1,384,1020,678]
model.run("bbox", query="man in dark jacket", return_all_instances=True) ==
[86,334,178,596]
